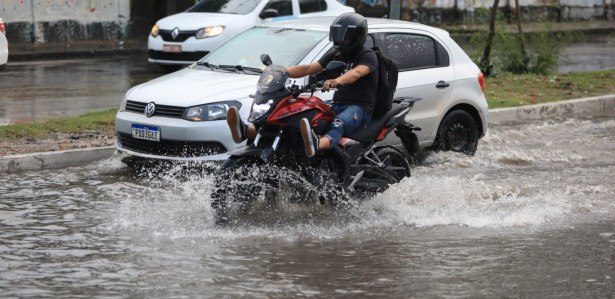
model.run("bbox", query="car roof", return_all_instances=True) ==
[260,17,449,37]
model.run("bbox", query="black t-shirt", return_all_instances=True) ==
[317,48,379,115]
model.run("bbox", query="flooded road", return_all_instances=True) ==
[0,56,164,125]
[1,117,614,297]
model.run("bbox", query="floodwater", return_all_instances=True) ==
[1,32,615,125]
[0,56,164,125]
[1,117,614,297]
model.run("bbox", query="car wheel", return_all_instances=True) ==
[435,110,479,155]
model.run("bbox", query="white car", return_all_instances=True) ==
[0,17,8,68]
[116,17,488,163]
[148,0,353,69]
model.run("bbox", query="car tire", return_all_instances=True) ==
[435,110,479,155]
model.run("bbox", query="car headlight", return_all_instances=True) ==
[150,24,159,37]
[196,26,224,39]
[119,98,127,112]
[249,100,274,121]
[182,101,241,122]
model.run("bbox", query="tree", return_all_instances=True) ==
[480,0,500,76]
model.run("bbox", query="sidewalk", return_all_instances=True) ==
[8,39,147,61]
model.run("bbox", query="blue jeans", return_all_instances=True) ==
[324,104,371,146]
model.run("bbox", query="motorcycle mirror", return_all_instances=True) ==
[308,75,318,85]
[325,61,346,73]
[260,54,273,66]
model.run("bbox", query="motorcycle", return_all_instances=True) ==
[210,54,421,225]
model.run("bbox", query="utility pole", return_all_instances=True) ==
[390,0,401,20]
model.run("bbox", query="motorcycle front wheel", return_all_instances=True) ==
[210,158,277,225]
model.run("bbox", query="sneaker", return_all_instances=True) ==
[300,118,319,157]
[227,106,246,143]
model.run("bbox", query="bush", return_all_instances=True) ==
[469,25,575,75]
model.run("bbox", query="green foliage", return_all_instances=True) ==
[469,23,575,75]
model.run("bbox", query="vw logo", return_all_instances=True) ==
[171,28,180,40]
[144,102,156,118]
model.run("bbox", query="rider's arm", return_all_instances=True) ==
[287,62,324,78]
[323,64,371,91]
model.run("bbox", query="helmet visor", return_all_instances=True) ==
[329,25,360,43]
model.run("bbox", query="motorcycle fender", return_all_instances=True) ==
[227,145,275,162]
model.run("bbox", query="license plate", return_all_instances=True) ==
[163,44,182,53]
[131,124,160,142]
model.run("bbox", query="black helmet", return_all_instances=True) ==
[329,12,368,56]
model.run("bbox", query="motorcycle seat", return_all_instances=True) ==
[345,103,404,143]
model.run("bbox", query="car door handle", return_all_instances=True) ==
[436,81,450,89]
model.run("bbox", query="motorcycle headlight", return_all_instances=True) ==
[118,98,128,112]
[182,101,241,122]
[196,26,224,39]
[249,100,274,121]
[150,24,159,37]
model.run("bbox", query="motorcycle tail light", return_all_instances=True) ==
[0,22,5,34]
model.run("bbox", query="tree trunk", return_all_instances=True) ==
[480,0,500,76]
[515,0,530,72]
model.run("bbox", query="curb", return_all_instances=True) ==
[1,94,614,173]
[489,94,615,124]
[0,146,116,173]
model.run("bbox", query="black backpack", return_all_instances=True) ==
[371,46,398,116]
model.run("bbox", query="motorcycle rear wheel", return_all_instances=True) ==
[358,146,411,193]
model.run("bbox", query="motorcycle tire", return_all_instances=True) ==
[357,146,411,193]
[435,109,479,155]
[210,158,275,225]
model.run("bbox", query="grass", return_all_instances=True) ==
[0,69,614,140]
[485,69,615,108]
[0,109,117,140]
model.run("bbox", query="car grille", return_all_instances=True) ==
[117,133,227,157]
[158,30,196,42]
[148,50,209,62]
[126,101,185,118]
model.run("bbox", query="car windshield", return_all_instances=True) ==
[198,27,328,71]
[187,0,262,15]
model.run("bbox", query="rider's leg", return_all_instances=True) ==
[323,104,369,146]
[227,106,257,143]
[301,104,369,157]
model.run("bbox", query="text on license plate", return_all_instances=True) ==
[163,44,182,53]
[131,124,160,141]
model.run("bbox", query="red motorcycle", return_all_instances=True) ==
[211,54,420,224]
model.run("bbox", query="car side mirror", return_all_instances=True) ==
[260,54,273,66]
[259,8,279,19]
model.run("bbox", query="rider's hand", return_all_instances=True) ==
[322,79,339,92]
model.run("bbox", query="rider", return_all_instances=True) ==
[227,12,378,158]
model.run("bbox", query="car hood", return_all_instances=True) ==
[126,67,259,107]
[156,12,249,30]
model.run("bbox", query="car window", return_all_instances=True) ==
[188,0,262,15]
[263,0,293,17]
[386,33,450,71]
[299,0,327,13]
[201,27,328,69]
[364,34,375,49]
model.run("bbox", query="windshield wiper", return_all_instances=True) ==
[196,61,218,71]
[219,64,263,74]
